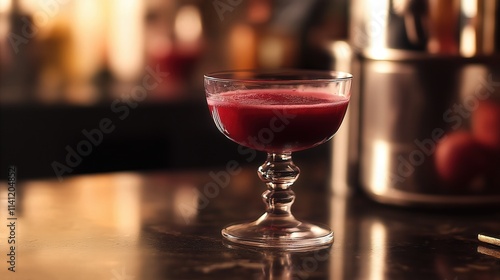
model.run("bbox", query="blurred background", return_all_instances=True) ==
[0,0,349,179]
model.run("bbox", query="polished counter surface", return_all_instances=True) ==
[0,164,499,280]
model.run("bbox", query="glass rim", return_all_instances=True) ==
[204,69,353,83]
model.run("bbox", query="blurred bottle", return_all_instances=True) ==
[226,0,329,71]
[144,0,203,100]
[0,0,40,103]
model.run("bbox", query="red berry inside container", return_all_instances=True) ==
[435,131,490,187]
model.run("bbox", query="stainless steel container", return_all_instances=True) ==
[331,0,500,206]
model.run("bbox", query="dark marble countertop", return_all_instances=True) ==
[0,164,499,280]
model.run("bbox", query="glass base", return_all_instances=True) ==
[222,213,333,250]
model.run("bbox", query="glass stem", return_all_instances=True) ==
[258,152,300,216]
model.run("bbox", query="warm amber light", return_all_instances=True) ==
[0,0,11,13]
[368,221,387,280]
[371,140,390,195]
[109,0,144,82]
[174,5,202,45]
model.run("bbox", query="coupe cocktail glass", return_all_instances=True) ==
[204,70,352,249]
